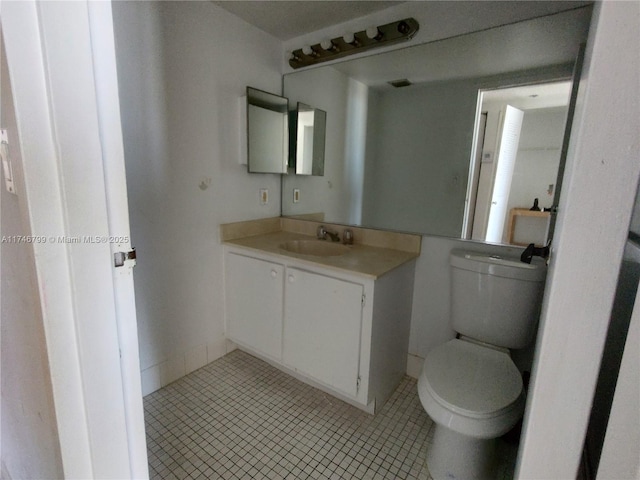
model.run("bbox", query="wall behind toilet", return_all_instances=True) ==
[407,235,535,376]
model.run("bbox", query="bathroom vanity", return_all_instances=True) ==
[221,218,420,413]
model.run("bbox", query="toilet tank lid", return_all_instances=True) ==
[424,339,523,417]
[450,250,547,282]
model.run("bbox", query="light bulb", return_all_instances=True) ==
[320,39,333,50]
[289,51,301,62]
[366,26,381,40]
[302,45,313,56]
[343,32,355,44]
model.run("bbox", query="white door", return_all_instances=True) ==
[283,268,364,397]
[486,105,524,243]
[225,253,284,360]
[1,2,147,478]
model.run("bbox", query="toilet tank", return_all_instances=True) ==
[450,250,547,349]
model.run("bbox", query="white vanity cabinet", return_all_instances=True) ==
[225,252,284,361]
[223,245,416,413]
[283,267,364,398]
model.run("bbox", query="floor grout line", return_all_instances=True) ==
[144,349,517,480]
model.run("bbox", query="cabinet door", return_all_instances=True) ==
[225,252,283,360]
[283,268,364,397]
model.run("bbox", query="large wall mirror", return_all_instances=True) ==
[282,6,592,245]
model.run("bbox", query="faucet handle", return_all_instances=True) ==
[343,228,353,245]
[317,225,327,239]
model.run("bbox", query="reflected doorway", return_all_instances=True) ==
[464,81,572,246]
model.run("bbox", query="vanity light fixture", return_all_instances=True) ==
[289,18,419,69]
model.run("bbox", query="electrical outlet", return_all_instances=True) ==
[260,188,268,205]
[293,188,300,203]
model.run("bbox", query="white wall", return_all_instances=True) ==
[0,30,63,480]
[112,1,284,395]
[406,236,534,376]
[508,107,567,213]
[596,283,640,479]
[363,79,479,237]
[629,186,640,238]
[517,0,640,476]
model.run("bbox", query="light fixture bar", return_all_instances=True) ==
[289,18,419,69]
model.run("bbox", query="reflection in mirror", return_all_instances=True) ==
[465,82,571,247]
[292,103,326,176]
[247,87,288,174]
[281,7,591,244]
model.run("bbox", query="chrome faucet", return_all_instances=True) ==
[317,225,340,242]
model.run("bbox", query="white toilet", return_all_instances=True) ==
[417,250,547,480]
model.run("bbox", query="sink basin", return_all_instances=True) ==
[280,240,349,257]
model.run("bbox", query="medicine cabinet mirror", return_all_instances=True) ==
[290,103,327,176]
[247,87,289,174]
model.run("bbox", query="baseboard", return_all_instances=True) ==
[140,337,233,396]
[406,353,424,379]
[141,347,425,397]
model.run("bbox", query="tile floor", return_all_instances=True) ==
[144,349,517,480]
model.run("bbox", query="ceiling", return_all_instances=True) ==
[482,81,572,110]
[212,1,404,40]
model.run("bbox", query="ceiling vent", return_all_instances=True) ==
[388,79,412,88]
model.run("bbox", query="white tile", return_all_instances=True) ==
[159,354,185,387]
[185,344,207,374]
[141,364,162,396]
[225,339,238,354]
[405,353,424,379]
[206,338,228,363]
[144,350,456,480]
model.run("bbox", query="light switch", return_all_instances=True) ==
[260,188,268,205]
[293,188,300,203]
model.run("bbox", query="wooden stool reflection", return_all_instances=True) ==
[506,208,550,246]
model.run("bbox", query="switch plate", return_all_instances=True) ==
[260,188,268,205]
[293,188,300,203]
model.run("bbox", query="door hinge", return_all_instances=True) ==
[356,375,361,393]
[1,129,16,195]
[114,248,136,268]
[361,294,366,307]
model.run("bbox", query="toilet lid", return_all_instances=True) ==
[424,339,523,417]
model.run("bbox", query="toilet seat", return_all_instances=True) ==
[422,339,523,419]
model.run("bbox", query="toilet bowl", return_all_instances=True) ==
[418,250,546,480]
[418,339,525,480]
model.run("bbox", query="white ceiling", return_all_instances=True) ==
[213,1,403,40]
[482,81,572,110]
